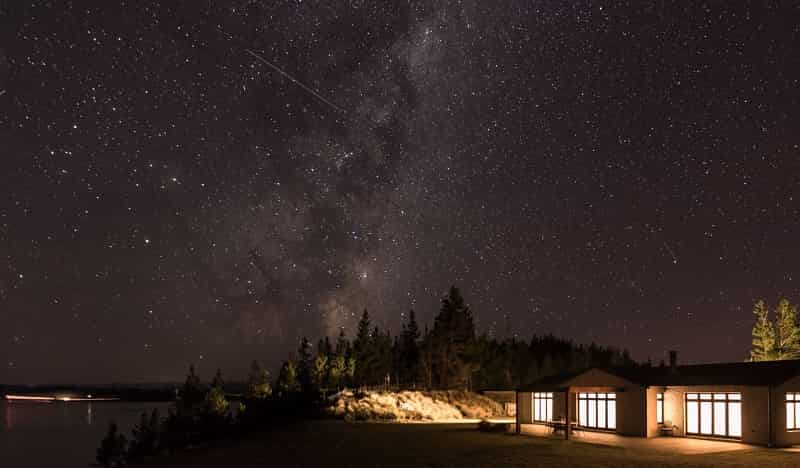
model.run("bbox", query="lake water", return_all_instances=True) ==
[0,400,172,467]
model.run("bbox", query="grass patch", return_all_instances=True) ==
[142,420,800,468]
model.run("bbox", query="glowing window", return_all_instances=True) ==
[786,393,800,430]
[577,392,616,430]
[579,398,587,426]
[656,393,664,424]
[685,393,741,438]
[728,401,742,437]
[532,392,553,423]
[687,400,699,434]
[713,401,727,436]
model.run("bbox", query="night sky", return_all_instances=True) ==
[1,1,799,383]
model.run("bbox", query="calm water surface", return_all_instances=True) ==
[0,400,172,467]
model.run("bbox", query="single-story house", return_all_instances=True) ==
[515,354,800,447]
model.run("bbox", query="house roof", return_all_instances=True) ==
[517,359,800,391]
[517,369,593,391]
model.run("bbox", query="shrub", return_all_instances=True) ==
[96,421,127,467]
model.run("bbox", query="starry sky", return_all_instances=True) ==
[1,1,799,384]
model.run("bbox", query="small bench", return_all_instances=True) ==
[659,420,676,436]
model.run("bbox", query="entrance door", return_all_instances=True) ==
[685,393,741,438]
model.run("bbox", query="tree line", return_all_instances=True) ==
[277,286,634,392]
[97,285,635,466]
[751,298,800,361]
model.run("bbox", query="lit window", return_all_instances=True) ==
[577,392,616,430]
[685,393,741,438]
[786,393,800,430]
[533,392,553,423]
[656,393,664,424]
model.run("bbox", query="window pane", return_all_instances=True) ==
[687,401,699,433]
[687,393,698,400]
[546,398,552,422]
[608,393,616,399]
[727,393,741,401]
[657,393,663,401]
[714,401,726,436]
[579,399,587,426]
[728,402,742,437]
[588,399,597,427]
[788,394,795,401]
[607,400,616,429]
[657,400,663,424]
[580,393,587,398]
[700,393,712,400]
[787,402,795,429]
[714,393,726,400]
[598,400,607,428]
[588,393,596,398]
[700,401,713,434]
[795,402,800,430]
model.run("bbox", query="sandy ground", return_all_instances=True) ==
[142,420,800,467]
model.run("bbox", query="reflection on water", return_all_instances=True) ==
[0,400,171,468]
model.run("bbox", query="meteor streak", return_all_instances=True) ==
[663,241,678,264]
[244,49,345,114]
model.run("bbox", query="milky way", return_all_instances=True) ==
[1,1,799,383]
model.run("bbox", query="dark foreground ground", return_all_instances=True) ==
[144,421,800,468]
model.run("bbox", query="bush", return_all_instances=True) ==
[327,390,504,421]
[96,422,127,467]
[478,419,511,433]
[128,409,161,460]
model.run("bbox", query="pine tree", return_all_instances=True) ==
[296,337,314,392]
[353,309,371,354]
[245,360,272,399]
[178,364,204,414]
[313,353,329,389]
[345,356,356,385]
[431,286,476,388]
[352,310,373,385]
[776,299,800,360]
[205,369,229,415]
[751,300,776,361]
[335,329,348,355]
[129,408,160,459]
[420,324,433,389]
[399,310,421,385]
[276,360,299,396]
[329,353,347,390]
[96,421,127,467]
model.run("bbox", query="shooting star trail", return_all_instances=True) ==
[244,49,345,114]
[663,241,678,264]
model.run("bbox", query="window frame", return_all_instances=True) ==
[532,392,553,423]
[656,392,664,424]
[577,392,616,430]
[685,392,741,439]
[786,393,800,430]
